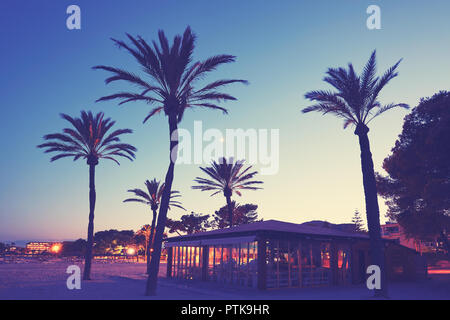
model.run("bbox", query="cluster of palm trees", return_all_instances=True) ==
[38,25,407,297]
[122,158,262,275]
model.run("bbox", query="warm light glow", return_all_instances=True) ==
[50,243,62,254]
[428,268,450,274]
[126,247,136,255]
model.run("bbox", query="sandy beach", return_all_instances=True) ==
[1,261,449,300]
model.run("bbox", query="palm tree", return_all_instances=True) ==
[192,158,263,228]
[123,179,185,274]
[302,50,408,296]
[93,26,247,295]
[37,111,136,280]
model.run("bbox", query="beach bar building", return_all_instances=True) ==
[165,220,426,290]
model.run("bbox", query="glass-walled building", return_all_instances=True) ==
[165,220,425,290]
[168,236,259,288]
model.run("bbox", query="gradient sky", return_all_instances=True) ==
[1,0,449,242]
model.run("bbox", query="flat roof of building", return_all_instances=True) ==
[166,219,370,244]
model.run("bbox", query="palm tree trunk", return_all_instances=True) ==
[146,210,157,274]
[226,196,233,228]
[356,125,387,297]
[146,114,178,296]
[83,164,96,280]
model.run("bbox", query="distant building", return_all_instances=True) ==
[7,246,18,253]
[381,222,443,254]
[26,242,51,253]
[26,242,62,254]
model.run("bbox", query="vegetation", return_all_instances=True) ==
[377,91,450,254]
[30,24,444,296]
[94,26,247,295]
[165,202,260,235]
[93,230,135,255]
[212,202,260,229]
[302,50,408,296]
[123,179,185,273]
[135,225,152,261]
[166,212,211,235]
[37,111,136,280]
[192,157,263,228]
[351,209,366,232]
[61,239,86,257]
[61,228,161,257]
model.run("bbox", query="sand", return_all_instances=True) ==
[0,261,449,300]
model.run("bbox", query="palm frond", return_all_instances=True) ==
[123,198,149,204]
[94,27,245,123]
[143,107,164,123]
[361,50,377,93]
[303,51,406,129]
[193,79,248,95]
[124,179,185,212]
[192,157,263,197]
[38,111,135,165]
[366,103,409,124]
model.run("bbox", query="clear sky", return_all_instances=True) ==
[1,0,449,242]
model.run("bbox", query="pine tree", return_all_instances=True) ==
[352,209,366,232]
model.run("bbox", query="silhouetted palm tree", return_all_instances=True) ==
[124,179,184,274]
[37,111,136,280]
[93,26,246,295]
[302,50,408,296]
[192,158,263,228]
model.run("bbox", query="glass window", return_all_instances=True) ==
[170,241,260,288]
[239,243,249,286]
[212,245,221,280]
[289,241,301,287]
[266,239,278,288]
[221,246,231,283]
[231,245,239,284]
[171,247,175,278]
[248,241,258,288]
[337,245,352,285]
[278,240,290,288]
[173,247,178,278]
[208,246,215,277]
[300,242,331,287]
[321,243,331,269]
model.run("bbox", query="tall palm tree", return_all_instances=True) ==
[93,26,246,295]
[302,50,408,296]
[192,158,263,227]
[123,179,185,274]
[37,111,136,280]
